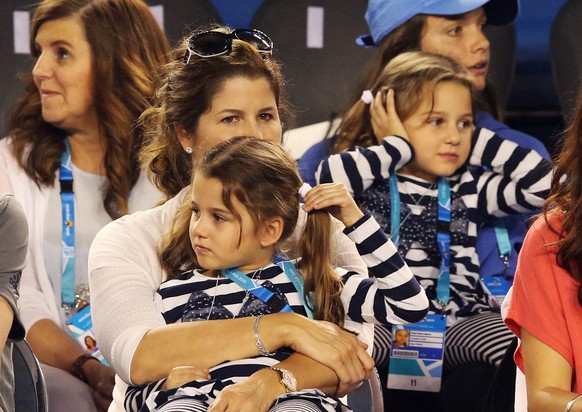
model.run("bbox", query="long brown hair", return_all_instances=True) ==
[8,0,170,218]
[335,51,474,152]
[543,86,582,305]
[163,137,345,326]
[139,24,291,201]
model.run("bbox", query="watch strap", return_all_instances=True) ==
[71,354,100,383]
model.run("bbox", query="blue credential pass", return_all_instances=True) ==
[480,276,512,309]
[66,304,109,365]
[387,314,446,392]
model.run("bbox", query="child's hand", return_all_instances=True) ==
[302,183,364,228]
[161,366,210,390]
[370,89,409,144]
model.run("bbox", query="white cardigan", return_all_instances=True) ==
[0,137,161,333]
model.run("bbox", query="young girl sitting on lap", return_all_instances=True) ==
[124,137,429,412]
[316,51,553,391]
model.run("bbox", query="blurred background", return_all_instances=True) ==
[0,0,574,157]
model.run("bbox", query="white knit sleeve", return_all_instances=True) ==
[88,193,182,384]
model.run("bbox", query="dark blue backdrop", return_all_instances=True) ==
[0,0,573,152]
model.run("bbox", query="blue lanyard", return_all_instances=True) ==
[389,175,451,312]
[59,139,75,307]
[275,258,314,319]
[492,218,511,269]
[220,267,294,313]
[388,175,400,246]
[435,177,451,312]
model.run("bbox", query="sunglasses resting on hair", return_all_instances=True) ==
[185,28,273,63]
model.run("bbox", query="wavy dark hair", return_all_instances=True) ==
[139,24,291,201]
[164,137,345,326]
[335,51,474,152]
[8,0,170,218]
[543,86,582,306]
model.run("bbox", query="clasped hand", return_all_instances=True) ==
[84,360,116,412]
[302,182,364,228]
[369,88,409,144]
[161,314,373,412]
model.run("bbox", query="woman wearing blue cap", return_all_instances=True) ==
[301,0,548,273]
[300,0,548,278]
[298,0,547,410]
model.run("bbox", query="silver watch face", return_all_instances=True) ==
[280,369,297,392]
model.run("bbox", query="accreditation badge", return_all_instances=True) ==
[387,314,446,392]
[66,304,109,366]
[480,276,512,309]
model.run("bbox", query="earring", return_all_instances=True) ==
[185,147,193,154]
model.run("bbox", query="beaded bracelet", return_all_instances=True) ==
[253,314,277,357]
[565,394,582,412]
[71,354,100,383]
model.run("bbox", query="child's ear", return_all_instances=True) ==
[259,216,284,247]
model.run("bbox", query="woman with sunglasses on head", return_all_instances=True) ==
[0,1,170,411]
[504,87,582,412]
[122,136,427,412]
[89,25,385,412]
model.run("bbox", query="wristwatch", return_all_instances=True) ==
[71,354,100,383]
[269,366,297,393]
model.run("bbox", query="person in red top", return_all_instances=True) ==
[505,90,582,411]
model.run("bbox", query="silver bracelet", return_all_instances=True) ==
[565,394,582,412]
[253,315,277,357]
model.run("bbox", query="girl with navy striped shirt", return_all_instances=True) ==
[124,137,428,412]
[316,51,553,393]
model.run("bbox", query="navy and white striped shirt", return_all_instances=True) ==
[316,128,552,325]
[124,213,428,411]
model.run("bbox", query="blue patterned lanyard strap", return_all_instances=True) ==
[59,139,75,308]
[388,175,400,246]
[275,259,314,319]
[492,218,511,270]
[389,175,451,313]
[220,267,294,313]
[435,177,451,313]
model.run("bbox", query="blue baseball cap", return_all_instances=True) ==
[357,0,519,47]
